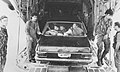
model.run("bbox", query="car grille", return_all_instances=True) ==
[37,53,92,60]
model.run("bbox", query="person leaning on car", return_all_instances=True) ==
[25,13,41,63]
[64,23,84,36]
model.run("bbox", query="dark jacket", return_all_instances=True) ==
[25,20,40,39]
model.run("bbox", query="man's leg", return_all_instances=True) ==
[115,51,120,72]
[2,45,7,68]
[30,39,37,62]
[101,38,110,64]
[27,39,32,61]
[0,50,3,72]
[117,67,120,72]
[97,43,103,66]
[96,35,104,66]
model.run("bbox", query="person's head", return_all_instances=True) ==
[105,8,113,16]
[114,22,120,31]
[54,25,59,30]
[84,12,88,17]
[60,26,65,30]
[105,8,113,19]
[31,13,38,22]
[0,16,8,28]
[72,23,78,28]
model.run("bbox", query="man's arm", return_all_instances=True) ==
[104,27,111,39]
[94,17,104,36]
[64,28,72,36]
[94,20,100,36]
[25,21,33,41]
[36,23,41,35]
[25,21,31,36]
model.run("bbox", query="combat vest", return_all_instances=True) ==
[113,31,120,49]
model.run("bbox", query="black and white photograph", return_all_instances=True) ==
[0,0,120,72]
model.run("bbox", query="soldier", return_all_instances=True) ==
[113,22,120,72]
[0,16,8,71]
[95,8,113,66]
[25,13,41,63]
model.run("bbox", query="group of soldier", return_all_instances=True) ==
[25,9,120,71]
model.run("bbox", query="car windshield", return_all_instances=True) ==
[43,22,87,37]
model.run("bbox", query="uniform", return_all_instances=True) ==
[25,20,40,62]
[95,16,112,66]
[0,27,8,70]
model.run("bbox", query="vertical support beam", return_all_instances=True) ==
[111,0,115,9]
[90,0,94,25]
[18,0,21,12]
[27,0,29,20]
[17,0,21,55]
[93,0,97,35]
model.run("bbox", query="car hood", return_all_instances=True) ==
[38,35,90,47]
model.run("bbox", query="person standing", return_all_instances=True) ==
[25,13,41,63]
[0,16,8,71]
[95,8,113,66]
[113,22,120,72]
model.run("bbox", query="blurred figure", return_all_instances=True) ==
[113,22,120,72]
[64,23,83,36]
[25,13,41,63]
[0,16,8,71]
[59,26,66,33]
[46,25,59,36]
[95,8,113,66]
[83,12,89,25]
[57,25,66,36]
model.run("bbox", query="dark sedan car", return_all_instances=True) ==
[35,0,94,66]
[35,21,93,65]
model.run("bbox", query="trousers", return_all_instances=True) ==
[114,50,120,72]
[0,45,7,71]
[96,35,110,62]
[27,38,37,60]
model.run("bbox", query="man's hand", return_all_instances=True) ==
[64,33,68,36]
[37,31,42,35]
[29,37,33,41]
[114,51,116,57]
[104,34,108,39]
